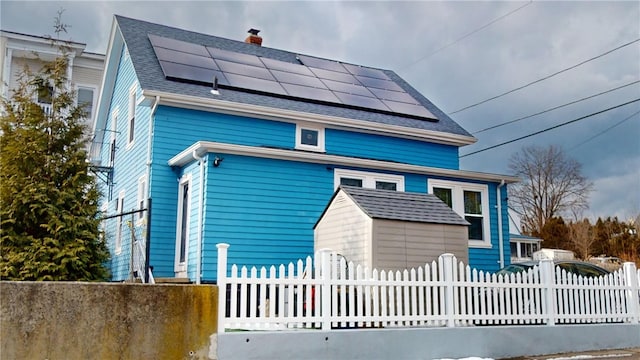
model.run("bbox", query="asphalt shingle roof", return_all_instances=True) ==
[114,15,473,137]
[339,186,469,226]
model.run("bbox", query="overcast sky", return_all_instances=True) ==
[2,1,639,225]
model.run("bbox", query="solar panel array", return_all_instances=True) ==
[148,34,438,120]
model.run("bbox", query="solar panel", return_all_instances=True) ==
[334,92,390,112]
[382,100,436,119]
[271,70,327,89]
[215,59,275,81]
[297,55,348,73]
[355,75,404,92]
[309,67,358,84]
[343,63,390,80]
[369,87,419,104]
[154,47,219,70]
[148,34,438,121]
[207,47,265,68]
[149,34,210,57]
[261,58,314,76]
[159,61,228,86]
[322,79,375,98]
[282,83,341,103]
[225,73,287,95]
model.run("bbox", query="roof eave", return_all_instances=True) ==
[142,89,477,147]
[169,141,520,184]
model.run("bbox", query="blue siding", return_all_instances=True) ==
[99,46,151,280]
[327,129,459,169]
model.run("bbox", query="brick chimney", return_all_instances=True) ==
[245,28,262,46]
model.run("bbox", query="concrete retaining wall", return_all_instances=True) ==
[1,282,218,360]
[218,324,640,360]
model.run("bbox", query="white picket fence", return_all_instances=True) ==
[216,244,640,333]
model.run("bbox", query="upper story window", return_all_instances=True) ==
[428,179,491,248]
[127,84,137,147]
[334,169,404,191]
[77,86,96,121]
[109,108,119,167]
[295,124,324,152]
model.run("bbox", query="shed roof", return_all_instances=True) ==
[320,186,470,226]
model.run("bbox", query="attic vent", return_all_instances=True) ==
[335,193,348,205]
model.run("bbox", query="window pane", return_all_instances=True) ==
[38,85,53,104]
[510,242,517,254]
[466,216,483,240]
[376,181,397,191]
[433,187,452,208]
[464,191,482,214]
[340,178,362,187]
[300,129,318,146]
[78,88,94,118]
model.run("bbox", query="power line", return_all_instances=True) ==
[398,1,533,71]
[459,98,640,158]
[568,109,640,152]
[472,80,640,134]
[450,38,640,115]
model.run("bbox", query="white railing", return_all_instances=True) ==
[216,244,640,333]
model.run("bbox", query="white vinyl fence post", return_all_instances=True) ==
[440,253,456,328]
[317,249,332,331]
[217,243,230,333]
[540,259,556,326]
[622,262,639,323]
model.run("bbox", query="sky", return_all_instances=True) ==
[2,1,639,225]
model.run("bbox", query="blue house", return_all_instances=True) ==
[91,16,518,283]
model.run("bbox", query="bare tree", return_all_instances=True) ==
[568,219,594,260]
[509,145,593,236]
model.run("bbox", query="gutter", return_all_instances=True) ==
[497,180,506,268]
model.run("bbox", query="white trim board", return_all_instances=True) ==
[169,141,519,184]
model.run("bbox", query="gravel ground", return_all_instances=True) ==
[500,348,640,360]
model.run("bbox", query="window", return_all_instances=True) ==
[295,124,324,152]
[137,175,147,222]
[334,169,404,191]
[127,84,136,147]
[77,87,96,120]
[429,179,491,247]
[175,175,191,272]
[37,84,53,105]
[109,108,118,167]
[115,191,125,254]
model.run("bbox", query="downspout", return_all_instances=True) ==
[192,150,205,285]
[497,180,506,268]
[145,96,159,282]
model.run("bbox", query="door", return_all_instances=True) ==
[175,176,191,277]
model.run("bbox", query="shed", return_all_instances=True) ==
[314,186,469,271]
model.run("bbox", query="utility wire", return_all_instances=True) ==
[472,80,640,134]
[568,109,640,152]
[398,1,533,71]
[459,98,640,158]
[450,38,640,115]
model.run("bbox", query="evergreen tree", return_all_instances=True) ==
[0,27,109,281]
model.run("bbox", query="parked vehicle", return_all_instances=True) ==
[496,260,610,278]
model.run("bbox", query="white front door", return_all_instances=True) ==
[174,176,191,277]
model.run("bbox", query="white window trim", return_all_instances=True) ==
[115,190,125,255]
[175,174,192,273]
[75,84,97,121]
[136,175,147,226]
[109,107,119,167]
[334,168,405,191]
[428,179,491,248]
[126,84,137,149]
[295,123,325,152]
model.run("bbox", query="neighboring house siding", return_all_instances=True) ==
[100,46,149,281]
[71,66,102,88]
[327,129,459,169]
